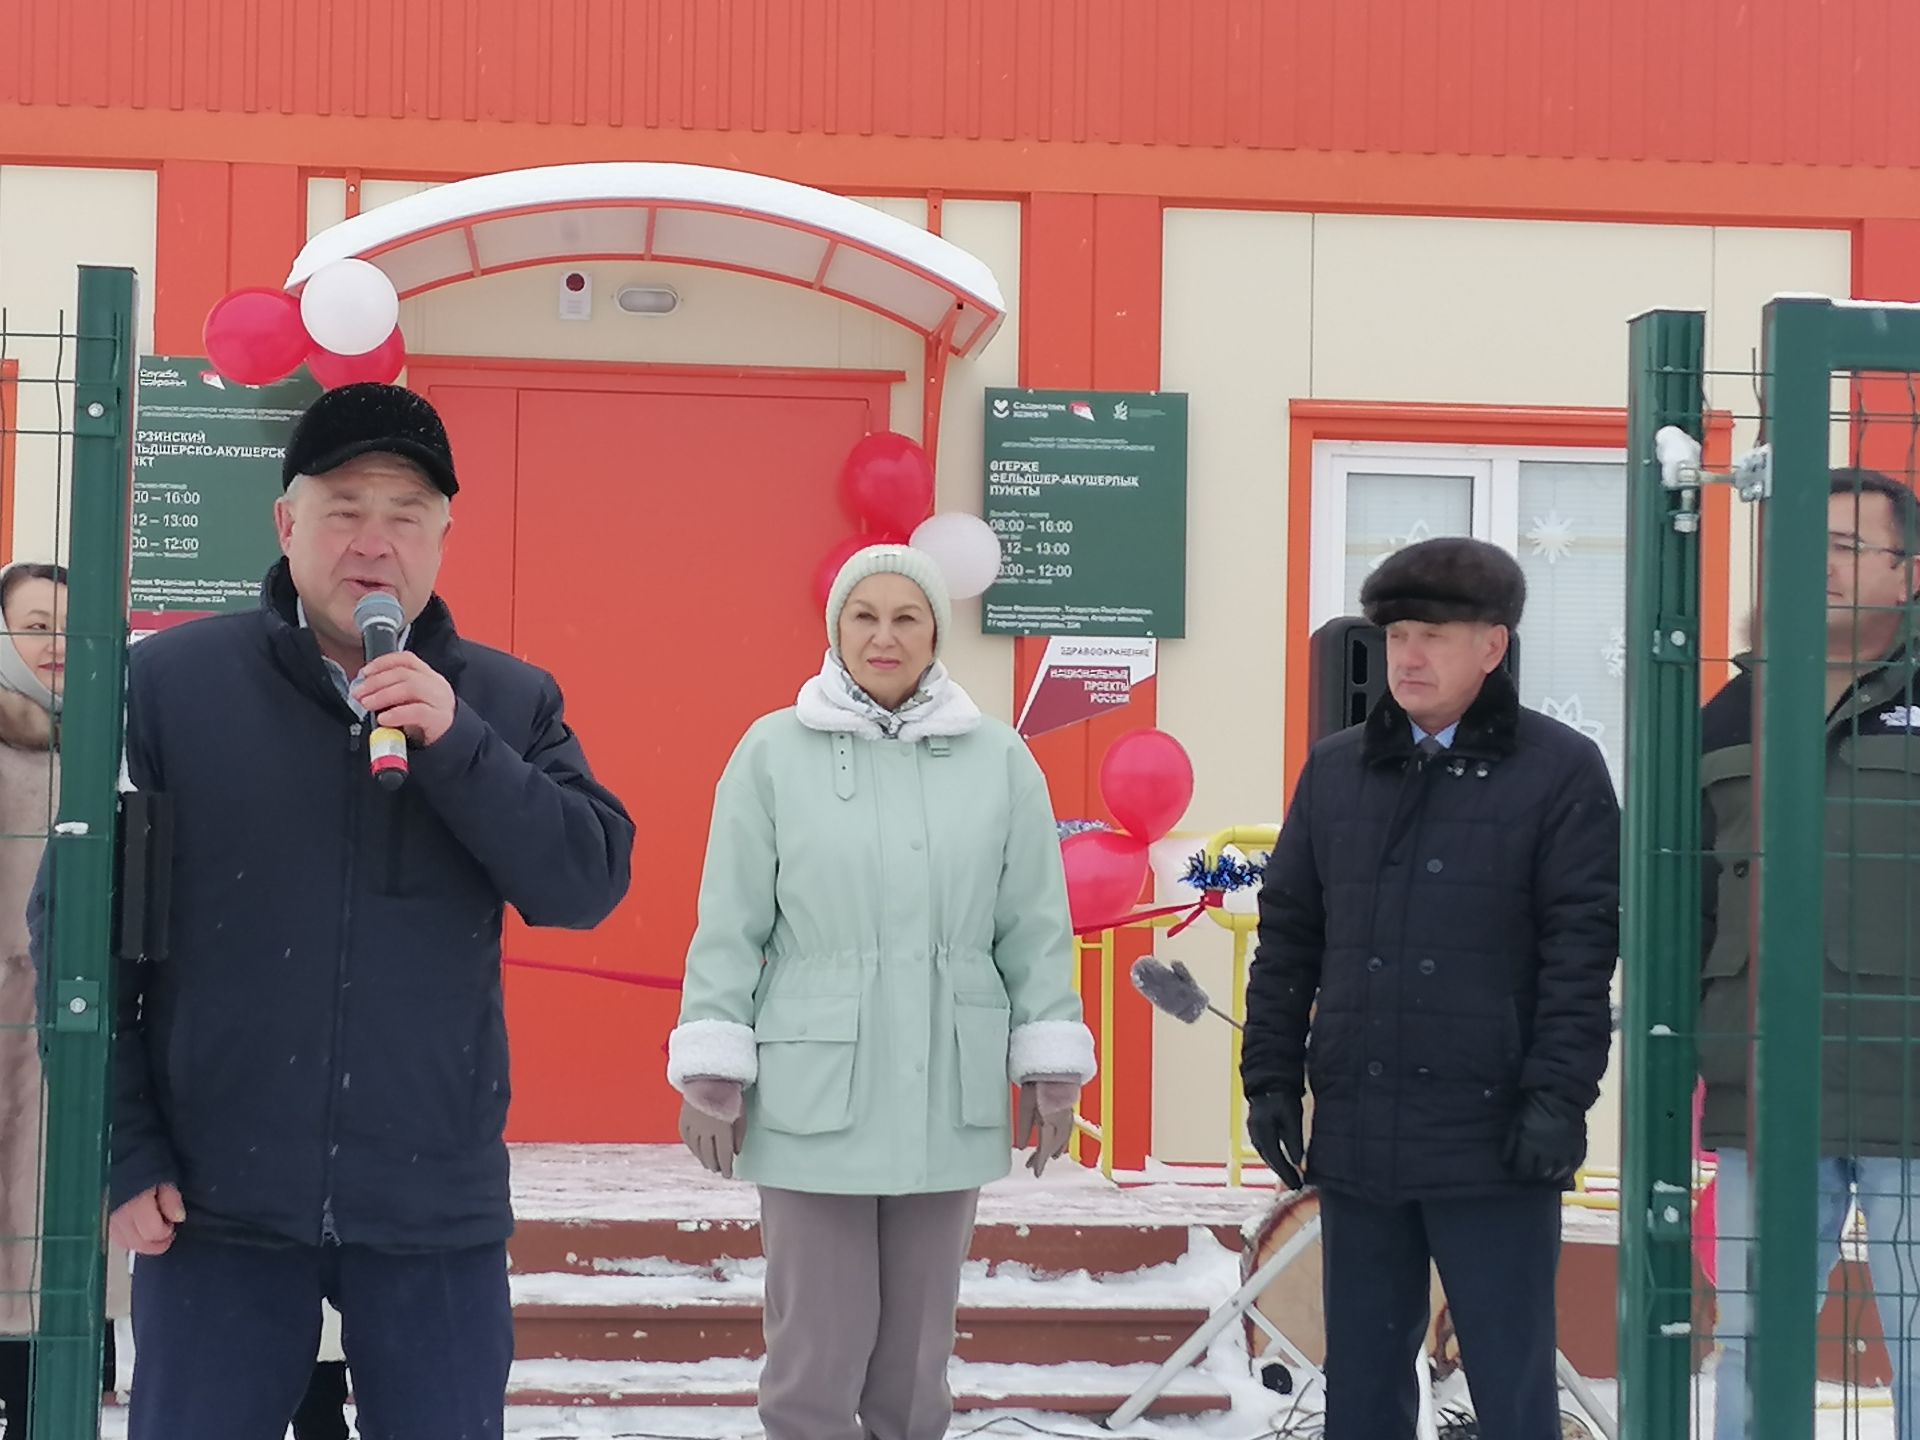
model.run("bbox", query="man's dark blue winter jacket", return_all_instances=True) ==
[109,563,634,1250]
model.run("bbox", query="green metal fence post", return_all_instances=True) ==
[1619,308,1708,1440]
[34,265,136,1440]
[1747,297,1839,1440]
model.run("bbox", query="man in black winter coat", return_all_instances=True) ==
[1241,537,1619,1440]
[104,383,636,1440]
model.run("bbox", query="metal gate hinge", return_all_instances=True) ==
[1656,426,1771,502]
[1673,449,1772,502]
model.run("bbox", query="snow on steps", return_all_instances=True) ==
[503,1146,1265,1414]
[504,1356,1232,1415]
[511,1244,1226,1367]
[508,1144,1268,1280]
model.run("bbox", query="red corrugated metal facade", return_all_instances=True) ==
[5,0,1920,172]
[3,0,1919,1160]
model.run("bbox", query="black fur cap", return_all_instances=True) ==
[1360,536,1526,629]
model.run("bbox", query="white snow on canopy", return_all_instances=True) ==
[285,162,1006,356]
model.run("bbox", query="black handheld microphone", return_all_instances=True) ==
[353,592,408,791]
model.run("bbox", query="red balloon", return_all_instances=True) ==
[838,433,935,536]
[1098,729,1195,843]
[1061,830,1150,932]
[814,535,873,610]
[307,328,407,389]
[812,532,907,610]
[203,288,310,386]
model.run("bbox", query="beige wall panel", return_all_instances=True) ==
[1706,226,1852,656]
[0,166,158,564]
[1150,213,1847,1169]
[1312,215,1714,407]
[305,178,347,239]
[1152,208,1313,1163]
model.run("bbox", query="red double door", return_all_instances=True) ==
[411,361,895,1142]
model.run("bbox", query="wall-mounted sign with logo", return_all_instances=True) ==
[1015,636,1157,740]
[129,358,319,640]
[980,387,1188,637]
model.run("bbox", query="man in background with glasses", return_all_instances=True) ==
[1699,466,1920,1440]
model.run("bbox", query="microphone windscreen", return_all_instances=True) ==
[353,591,405,635]
[1130,956,1210,1025]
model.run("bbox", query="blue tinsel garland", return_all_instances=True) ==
[1182,850,1269,893]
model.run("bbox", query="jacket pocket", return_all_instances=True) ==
[753,995,861,1136]
[1825,736,1920,977]
[953,996,1012,1129]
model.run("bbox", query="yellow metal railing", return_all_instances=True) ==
[1065,825,1277,1182]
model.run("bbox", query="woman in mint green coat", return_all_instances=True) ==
[667,543,1094,1440]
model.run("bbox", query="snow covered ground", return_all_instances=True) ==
[92,1377,1900,1439]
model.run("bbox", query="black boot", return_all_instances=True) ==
[291,1360,350,1440]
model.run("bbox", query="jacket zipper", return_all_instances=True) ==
[318,719,363,1246]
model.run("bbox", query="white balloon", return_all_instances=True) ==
[910,512,1002,600]
[300,259,400,357]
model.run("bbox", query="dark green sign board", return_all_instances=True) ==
[130,357,318,635]
[980,388,1188,637]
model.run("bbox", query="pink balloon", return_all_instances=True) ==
[203,288,310,386]
[307,328,407,389]
[838,433,935,536]
[1098,730,1195,843]
[1061,830,1150,932]
[1694,1175,1718,1287]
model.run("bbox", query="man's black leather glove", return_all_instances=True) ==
[1503,1089,1587,1186]
[1247,1092,1305,1191]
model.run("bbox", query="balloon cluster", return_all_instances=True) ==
[1059,730,1195,931]
[203,259,406,390]
[816,432,1005,607]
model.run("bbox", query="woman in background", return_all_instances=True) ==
[0,562,69,1437]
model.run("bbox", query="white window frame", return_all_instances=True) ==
[1308,439,1629,630]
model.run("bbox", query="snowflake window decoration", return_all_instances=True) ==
[1601,628,1627,680]
[1369,518,1435,573]
[1525,511,1576,564]
[1539,694,1606,745]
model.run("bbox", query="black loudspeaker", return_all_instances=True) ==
[1305,618,1521,747]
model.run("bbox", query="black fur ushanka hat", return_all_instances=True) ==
[1360,536,1526,629]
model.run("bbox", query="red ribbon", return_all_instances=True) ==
[506,890,1233,985]
[1071,891,1224,940]
[502,955,684,989]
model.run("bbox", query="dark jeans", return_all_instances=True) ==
[129,1231,513,1440]
[1319,1185,1563,1440]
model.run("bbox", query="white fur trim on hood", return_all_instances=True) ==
[795,652,982,742]
[1008,1020,1098,1086]
[667,1019,758,1091]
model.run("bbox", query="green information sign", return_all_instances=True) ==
[130,357,318,635]
[980,388,1188,637]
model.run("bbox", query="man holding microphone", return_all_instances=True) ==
[104,383,635,1438]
